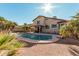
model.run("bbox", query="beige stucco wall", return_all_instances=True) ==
[44,19,60,33]
[33,16,45,26]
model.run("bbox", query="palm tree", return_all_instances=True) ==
[72,13,79,19]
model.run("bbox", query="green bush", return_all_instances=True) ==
[0,32,25,55]
[60,19,79,40]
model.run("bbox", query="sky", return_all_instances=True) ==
[0,3,79,25]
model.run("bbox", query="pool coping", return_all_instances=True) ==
[16,33,59,43]
[17,37,59,43]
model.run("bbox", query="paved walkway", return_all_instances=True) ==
[16,38,79,56]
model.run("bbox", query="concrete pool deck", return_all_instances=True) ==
[16,38,79,56]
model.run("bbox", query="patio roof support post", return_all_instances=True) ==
[38,26,40,33]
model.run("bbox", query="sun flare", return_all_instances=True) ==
[41,3,56,13]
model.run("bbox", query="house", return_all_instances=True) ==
[32,16,67,33]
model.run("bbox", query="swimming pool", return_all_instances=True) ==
[18,33,59,43]
[20,33,52,40]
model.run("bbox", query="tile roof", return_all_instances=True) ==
[33,15,67,21]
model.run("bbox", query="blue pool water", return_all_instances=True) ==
[20,33,52,40]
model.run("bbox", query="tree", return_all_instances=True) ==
[0,16,17,31]
[0,16,7,30]
[22,23,28,31]
[60,13,79,40]
[22,23,33,32]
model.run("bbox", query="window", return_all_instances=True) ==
[51,24,57,28]
[46,25,49,29]
[37,21,40,25]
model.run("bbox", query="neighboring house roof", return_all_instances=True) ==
[33,15,67,22]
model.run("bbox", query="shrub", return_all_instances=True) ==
[0,32,25,55]
[60,19,79,40]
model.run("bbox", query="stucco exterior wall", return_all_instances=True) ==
[44,19,59,33]
[33,16,45,26]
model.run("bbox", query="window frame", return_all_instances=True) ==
[51,24,57,28]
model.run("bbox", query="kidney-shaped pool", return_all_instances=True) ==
[17,33,59,43]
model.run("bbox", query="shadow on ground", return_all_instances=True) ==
[55,38,79,56]
[21,38,79,47]
[68,46,79,56]
[55,38,79,46]
[24,42,37,47]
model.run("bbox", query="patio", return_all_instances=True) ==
[16,38,79,56]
